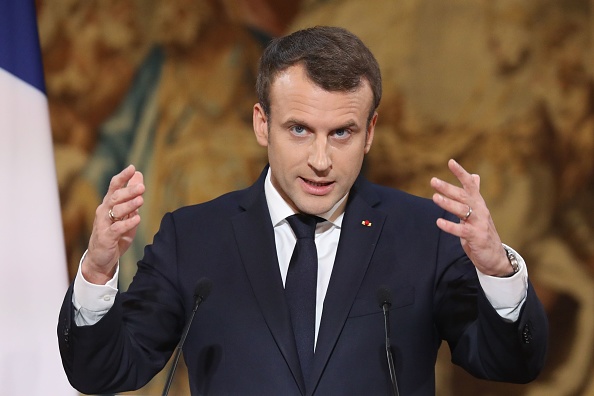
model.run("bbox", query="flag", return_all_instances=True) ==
[0,1,76,394]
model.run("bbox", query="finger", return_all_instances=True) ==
[472,173,480,188]
[430,177,466,203]
[109,195,144,222]
[432,192,472,220]
[448,159,478,193]
[109,179,145,208]
[107,165,136,195]
[127,171,144,188]
[102,168,144,227]
[435,217,465,238]
[109,212,141,236]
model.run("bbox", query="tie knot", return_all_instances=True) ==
[286,214,321,239]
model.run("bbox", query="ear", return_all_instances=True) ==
[253,103,269,147]
[364,112,378,154]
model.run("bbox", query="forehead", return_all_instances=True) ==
[268,65,373,123]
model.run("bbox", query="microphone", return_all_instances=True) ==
[162,277,213,396]
[377,286,400,396]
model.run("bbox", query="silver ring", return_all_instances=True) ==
[463,205,473,221]
[108,208,123,222]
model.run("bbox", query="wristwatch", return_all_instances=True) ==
[503,247,520,277]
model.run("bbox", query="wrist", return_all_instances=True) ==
[498,247,520,278]
[81,255,117,285]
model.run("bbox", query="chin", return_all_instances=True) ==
[297,200,334,216]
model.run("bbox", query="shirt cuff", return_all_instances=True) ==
[476,244,528,323]
[72,250,119,326]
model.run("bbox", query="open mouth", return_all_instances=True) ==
[302,178,333,187]
[300,177,335,196]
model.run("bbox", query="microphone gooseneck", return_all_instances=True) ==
[162,278,213,396]
[377,286,400,396]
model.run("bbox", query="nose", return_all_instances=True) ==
[308,135,331,172]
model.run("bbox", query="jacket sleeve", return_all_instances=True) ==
[57,212,185,394]
[433,213,548,383]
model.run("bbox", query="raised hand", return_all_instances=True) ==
[430,159,513,277]
[82,165,145,284]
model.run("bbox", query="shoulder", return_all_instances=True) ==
[170,186,253,222]
[168,167,268,222]
[357,178,443,217]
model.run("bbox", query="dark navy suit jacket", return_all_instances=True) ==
[58,167,548,395]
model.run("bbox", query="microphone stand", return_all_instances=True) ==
[378,286,400,396]
[382,302,400,396]
[162,278,212,396]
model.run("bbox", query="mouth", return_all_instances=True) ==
[300,177,335,196]
[301,177,333,187]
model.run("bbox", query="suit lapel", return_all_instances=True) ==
[308,178,386,394]
[231,171,306,394]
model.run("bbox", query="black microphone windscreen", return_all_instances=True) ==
[194,277,213,301]
[377,286,392,308]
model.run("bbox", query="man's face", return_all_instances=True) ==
[253,64,377,216]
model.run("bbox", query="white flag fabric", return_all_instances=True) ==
[0,1,76,394]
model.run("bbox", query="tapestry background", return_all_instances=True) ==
[40,0,594,394]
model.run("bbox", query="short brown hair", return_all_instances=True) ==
[256,26,382,123]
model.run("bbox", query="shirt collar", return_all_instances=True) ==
[264,168,346,228]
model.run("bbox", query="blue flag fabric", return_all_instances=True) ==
[0,0,45,92]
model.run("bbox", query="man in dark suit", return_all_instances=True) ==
[58,26,547,395]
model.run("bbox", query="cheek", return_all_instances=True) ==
[338,154,365,183]
[268,145,294,177]
[272,141,304,166]
[338,146,365,167]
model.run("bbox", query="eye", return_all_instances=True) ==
[333,128,351,139]
[290,125,307,135]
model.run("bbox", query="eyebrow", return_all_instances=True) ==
[336,120,358,130]
[281,118,360,132]
[281,118,310,129]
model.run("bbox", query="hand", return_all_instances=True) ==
[83,165,145,284]
[430,159,512,276]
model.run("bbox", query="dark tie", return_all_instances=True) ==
[285,214,320,383]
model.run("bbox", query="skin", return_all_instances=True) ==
[82,65,513,285]
[431,159,512,276]
[252,64,376,220]
[82,165,144,284]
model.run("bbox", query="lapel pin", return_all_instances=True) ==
[361,220,372,227]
